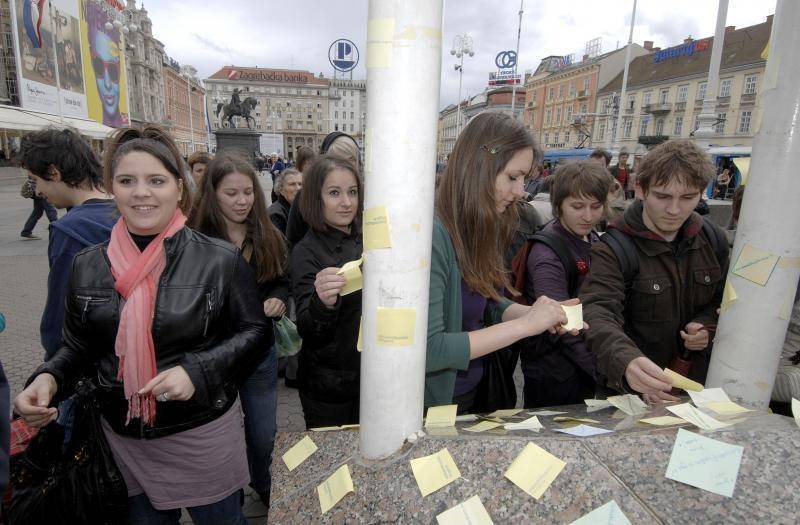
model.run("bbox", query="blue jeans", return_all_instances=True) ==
[239,346,278,498]
[21,196,57,235]
[127,490,246,525]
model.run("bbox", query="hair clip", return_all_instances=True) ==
[481,145,500,155]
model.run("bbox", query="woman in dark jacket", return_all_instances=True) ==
[14,127,268,524]
[189,151,288,509]
[290,155,362,428]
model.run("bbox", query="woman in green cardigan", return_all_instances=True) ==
[426,112,582,411]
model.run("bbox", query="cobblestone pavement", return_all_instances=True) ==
[0,182,306,433]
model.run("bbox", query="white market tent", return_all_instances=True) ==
[0,105,114,140]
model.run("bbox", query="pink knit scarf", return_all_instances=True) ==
[107,209,186,425]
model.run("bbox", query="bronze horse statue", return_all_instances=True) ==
[215,96,258,129]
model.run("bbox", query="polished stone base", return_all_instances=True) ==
[213,129,262,165]
[269,402,799,523]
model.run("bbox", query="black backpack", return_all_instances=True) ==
[510,229,579,304]
[600,216,726,290]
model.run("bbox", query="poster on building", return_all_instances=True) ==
[79,0,129,127]
[10,0,89,117]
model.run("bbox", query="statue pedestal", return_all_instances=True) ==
[213,129,262,165]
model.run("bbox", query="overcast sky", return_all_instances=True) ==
[145,0,775,109]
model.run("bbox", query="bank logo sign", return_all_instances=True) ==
[495,50,517,69]
[329,39,359,72]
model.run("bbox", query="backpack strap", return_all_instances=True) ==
[600,228,639,292]
[530,230,580,297]
[700,216,726,268]
[510,239,536,304]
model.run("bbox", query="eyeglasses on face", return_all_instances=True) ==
[91,56,120,82]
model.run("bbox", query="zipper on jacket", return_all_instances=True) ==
[77,295,95,323]
[203,292,212,337]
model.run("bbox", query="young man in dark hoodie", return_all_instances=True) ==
[18,128,118,360]
[580,139,729,404]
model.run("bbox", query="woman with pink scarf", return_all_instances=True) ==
[14,127,269,524]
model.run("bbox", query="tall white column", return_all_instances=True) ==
[359,0,443,460]
[706,1,800,408]
[612,0,637,152]
[693,0,729,143]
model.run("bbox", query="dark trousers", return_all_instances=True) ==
[21,197,57,234]
[299,391,359,429]
[452,387,478,415]
[523,371,594,409]
[127,490,246,525]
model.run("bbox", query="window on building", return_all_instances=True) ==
[554,131,560,143]
[639,116,650,136]
[697,82,707,101]
[350,123,354,132]
[743,74,758,95]
[558,85,565,99]
[674,116,683,136]
[566,106,573,123]
[568,83,575,98]
[335,123,339,131]
[350,112,354,119]
[642,91,652,107]
[318,124,323,132]
[531,113,536,127]
[627,94,635,110]
[677,85,688,103]
[602,98,611,114]
[564,131,570,143]
[719,78,733,97]
[335,111,338,118]
[548,87,554,100]
[715,112,726,133]
[597,121,606,140]
[350,100,354,107]
[556,107,562,124]
[545,109,552,126]
[623,119,633,138]
[335,100,339,107]
[659,89,669,104]
[738,110,752,134]
[317,103,322,108]
[583,77,590,92]
[544,132,549,144]
[580,103,587,114]
[655,117,665,135]
[287,121,293,130]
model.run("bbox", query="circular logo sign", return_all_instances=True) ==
[495,50,517,69]
[329,39,359,72]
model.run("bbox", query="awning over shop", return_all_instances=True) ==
[0,105,114,140]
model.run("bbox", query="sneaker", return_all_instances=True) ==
[20,232,40,240]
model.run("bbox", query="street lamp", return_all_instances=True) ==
[450,33,475,137]
[181,65,197,154]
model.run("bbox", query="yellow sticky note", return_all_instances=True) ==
[732,157,751,186]
[376,307,415,346]
[704,401,753,416]
[732,244,779,286]
[721,280,738,312]
[363,206,392,250]
[553,417,600,424]
[282,436,318,471]
[409,448,461,497]
[427,426,459,437]
[436,495,494,525]
[607,394,648,416]
[337,256,363,296]
[504,443,566,500]
[463,420,502,433]
[357,317,363,352]
[562,304,583,331]
[664,368,704,392]
[317,464,354,514]
[792,398,800,428]
[367,18,394,69]
[779,256,800,269]
[487,408,523,419]
[639,416,687,427]
[666,403,731,431]
[425,404,458,428]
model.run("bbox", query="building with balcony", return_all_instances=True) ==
[523,44,649,150]
[592,16,772,154]
[328,78,367,151]
[123,0,167,127]
[163,57,208,156]
[204,66,331,159]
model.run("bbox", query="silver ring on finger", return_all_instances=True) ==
[159,392,169,402]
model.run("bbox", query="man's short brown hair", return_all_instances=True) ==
[550,160,615,218]
[636,139,714,193]
[188,151,213,169]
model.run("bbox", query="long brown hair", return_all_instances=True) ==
[103,126,192,214]
[299,154,363,233]
[188,152,287,282]
[436,112,539,300]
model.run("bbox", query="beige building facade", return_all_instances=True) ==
[123,0,167,127]
[592,17,772,154]
[163,58,207,156]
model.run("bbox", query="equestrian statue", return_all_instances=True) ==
[215,88,258,129]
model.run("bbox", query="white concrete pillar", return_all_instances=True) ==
[707,0,800,408]
[611,0,637,151]
[358,0,443,459]
[694,0,728,142]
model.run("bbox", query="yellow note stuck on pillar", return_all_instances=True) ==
[376,307,416,347]
[363,206,392,250]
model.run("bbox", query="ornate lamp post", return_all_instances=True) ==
[450,34,474,137]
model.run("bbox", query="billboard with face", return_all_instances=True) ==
[79,0,129,127]
[10,0,89,117]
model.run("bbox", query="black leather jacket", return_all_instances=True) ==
[31,227,270,439]
[290,227,361,402]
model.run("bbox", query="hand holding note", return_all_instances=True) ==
[624,356,679,402]
[521,295,568,336]
[315,267,348,307]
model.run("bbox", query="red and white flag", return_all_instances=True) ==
[228,69,239,80]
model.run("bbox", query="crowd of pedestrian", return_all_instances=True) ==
[3,115,798,523]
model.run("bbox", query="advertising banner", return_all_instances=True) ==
[10,0,89,117]
[79,0,129,127]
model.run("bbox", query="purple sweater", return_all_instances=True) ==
[523,220,598,379]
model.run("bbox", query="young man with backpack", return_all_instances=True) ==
[511,161,613,407]
[17,128,117,360]
[580,139,729,404]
